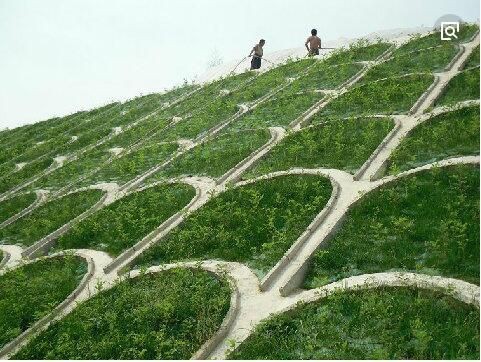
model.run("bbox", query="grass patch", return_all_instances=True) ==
[157,97,239,141]
[464,45,480,69]
[325,41,391,65]
[14,268,230,359]
[83,142,179,187]
[151,129,270,180]
[0,193,36,224]
[245,118,394,177]
[291,62,364,91]
[231,59,315,104]
[387,106,479,174]
[394,24,479,55]
[361,44,458,83]
[435,67,480,106]
[56,183,195,256]
[316,74,434,119]
[0,190,103,247]
[134,175,332,277]
[0,158,53,194]
[227,89,323,131]
[304,165,479,288]
[0,255,87,349]
[230,287,479,360]
[32,149,111,191]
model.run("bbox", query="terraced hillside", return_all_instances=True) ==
[0,24,479,359]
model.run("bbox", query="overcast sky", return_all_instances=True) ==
[0,0,479,130]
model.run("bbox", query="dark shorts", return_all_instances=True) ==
[309,48,319,56]
[251,56,262,69]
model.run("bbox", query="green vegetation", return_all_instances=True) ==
[15,268,230,359]
[387,106,479,174]
[0,255,87,349]
[227,90,323,131]
[325,41,391,65]
[157,97,239,141]
[317,74,434,119]
[291,63,363,91]
[361,44,458,83]
[305,165,479,288]
[0,190,103,247]
[435,67,480,106]
[0,193,36,224]
[231,59,316,104]
[394,24,479,55]
[464,45,480,69]
[246,118,394,177]
[230,287,479,360]
[134,175,332,277]
[56,184,195,256]
[83,142,178,187]
[151,130,270,180]
[0,158,53,194]
[31,149,111,190]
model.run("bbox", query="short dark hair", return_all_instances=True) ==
[260,39,265,43]
[311,29,317,36]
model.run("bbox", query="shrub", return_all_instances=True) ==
[435,67,480,106]
[0,193,36,224]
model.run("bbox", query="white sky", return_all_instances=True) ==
[0,0,479,130]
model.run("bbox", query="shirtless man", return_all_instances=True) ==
[305,29,321,56]
[249,39,265,70]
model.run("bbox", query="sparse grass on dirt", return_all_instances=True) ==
[325,40,391,65]
[361,44,458,83]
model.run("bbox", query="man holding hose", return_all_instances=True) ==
[305,29,321,56]
[249,39,265,70]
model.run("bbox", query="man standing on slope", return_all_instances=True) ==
[249,39,265,70]
[305,29,321,56]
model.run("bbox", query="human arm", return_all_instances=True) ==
[305,37,310,51]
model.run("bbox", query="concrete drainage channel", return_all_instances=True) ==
[0,31,479,359]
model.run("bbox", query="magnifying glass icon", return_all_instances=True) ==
[444,25,458,39]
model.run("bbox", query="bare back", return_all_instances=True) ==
[306,35,321,50]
